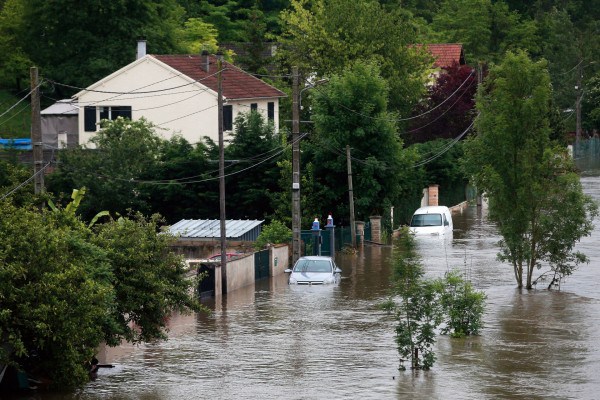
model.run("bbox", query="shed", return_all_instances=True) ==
[169,219,264,242]
[41,99,79,148]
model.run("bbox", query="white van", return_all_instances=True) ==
[409,206,453,236]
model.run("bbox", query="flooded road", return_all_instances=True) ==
[16,176,600,400]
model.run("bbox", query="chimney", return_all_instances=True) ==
[428,184,439,206]
[137,39,147,60]
[201,49,209,72]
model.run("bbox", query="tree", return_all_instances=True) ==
[431,0,539,64]
[407,63,477,144]
[277,0,430,113]
[0,0,30,89]
[383,227,486,370]
[463,50,598,289]
[0,194,201,389]
[0,201,112,389]
[308,61,417,223]
[16,0,185,91]
[224,110,282,220]
[91,212,200,345]
[47,118,219,224]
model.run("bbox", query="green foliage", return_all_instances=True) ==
[390,228,443,370]
[0,157,37,206]
[176,17,219,54]
[15,0,185,91]
[0,89,31,137]
[0,200,113,389]
[0,199,202,389]
[225,110,281,220]
[463,50,598,289]
[308,61,419,222]
[92,212,202,345]
[46,118,218,224]
[254,219,292,250]
[434,270,486,337]
[387,228,486,370]
[0,0,29,90]
[583,72,600,132]
[431,0,539,63]
[277,0,429,113]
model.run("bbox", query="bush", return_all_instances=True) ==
[254,220,292,250]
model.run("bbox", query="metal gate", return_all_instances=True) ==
[197,263,215,297]
[254,249,270,280]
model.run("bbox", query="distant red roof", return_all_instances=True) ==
[152,54,286,101]
[417,44,466,68]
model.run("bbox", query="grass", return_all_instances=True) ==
[0,89,31,139]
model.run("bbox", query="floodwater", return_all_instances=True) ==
[8,176,600,400]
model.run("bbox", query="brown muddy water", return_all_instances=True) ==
[7,176,600,400]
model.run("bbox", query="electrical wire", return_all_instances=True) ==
[411,118,476,168]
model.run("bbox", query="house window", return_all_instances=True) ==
[250,103,257,112]
[84,106,132,132]
[84,106,96,132]
[267,102,274,121]
[223,105,233,131]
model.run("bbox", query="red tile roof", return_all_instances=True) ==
[152,54,286,100]
[417,44,465,68]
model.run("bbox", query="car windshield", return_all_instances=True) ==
[410,214,442,227]
[293,259,332,273]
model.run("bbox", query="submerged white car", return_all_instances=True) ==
[409,206,453,236]
[285,256,342,285]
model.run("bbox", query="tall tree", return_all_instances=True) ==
[0,0,30,89]
[277,0,430,114]
[46,118,218,224]
[463,50,598,289]
[17,0,185,91]
[224,110,281,220]
[308,61,418,224]
[407,63,477,144]
[431,0,539,64]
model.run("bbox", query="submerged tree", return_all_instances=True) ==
[463,50,598,289]
[384,228,486,370]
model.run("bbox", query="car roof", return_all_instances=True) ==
[297,256,332,261]
[413,206,450,214]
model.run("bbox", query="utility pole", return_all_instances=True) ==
[30,66,44,195]
[346,145,356,248]
[576,60,582,149]
[292,66,301,265]
[217,54,227,271]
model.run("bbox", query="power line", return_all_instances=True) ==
[411,118,476,168]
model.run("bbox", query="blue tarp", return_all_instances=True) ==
[0,138,32,150]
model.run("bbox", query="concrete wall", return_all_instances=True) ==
[270,245,289,276]
[224,254,254,293]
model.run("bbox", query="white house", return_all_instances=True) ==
[73,42,286,147]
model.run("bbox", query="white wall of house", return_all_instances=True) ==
[76,56,280,148]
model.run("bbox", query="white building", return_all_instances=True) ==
[73,42,286,147]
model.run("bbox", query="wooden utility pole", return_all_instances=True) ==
[217,54,227,271]
[30,66,44,195]
[346,145,356,248]
[292,66,301,264]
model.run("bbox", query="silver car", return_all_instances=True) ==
[285,256,342,285]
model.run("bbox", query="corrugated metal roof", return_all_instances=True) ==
[41,99,79,115]
[168,219,264,239]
